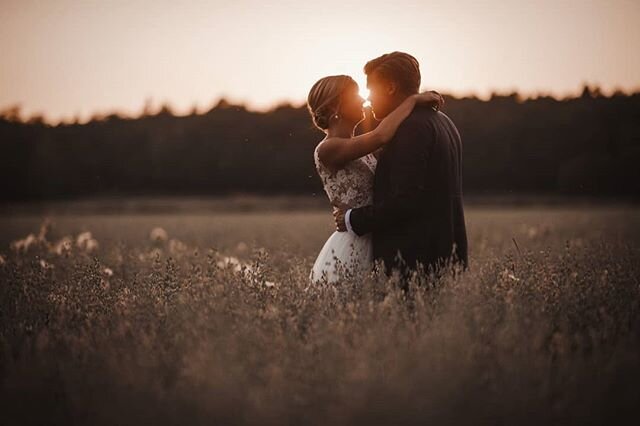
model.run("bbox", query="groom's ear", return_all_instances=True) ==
[387,81,398,96]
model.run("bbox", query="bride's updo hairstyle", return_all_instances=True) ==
[307,75,356,132]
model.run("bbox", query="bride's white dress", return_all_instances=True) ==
[310,141,377,284]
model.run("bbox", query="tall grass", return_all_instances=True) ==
[1,217,639,425]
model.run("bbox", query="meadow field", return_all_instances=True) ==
[1,199,639,425]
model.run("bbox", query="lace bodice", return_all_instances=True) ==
[313,141,377,208]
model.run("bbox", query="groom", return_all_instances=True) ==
[333,52,468,279]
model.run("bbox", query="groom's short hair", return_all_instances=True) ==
[364,52,421,95]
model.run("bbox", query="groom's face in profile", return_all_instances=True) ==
[366,71,395,120]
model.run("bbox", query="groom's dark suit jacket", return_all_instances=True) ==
[350,107,468,274]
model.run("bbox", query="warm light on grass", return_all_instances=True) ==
[2,207,639,424]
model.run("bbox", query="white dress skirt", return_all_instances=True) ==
[309,231,373,284]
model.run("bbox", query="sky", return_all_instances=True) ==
[1,0,639,123]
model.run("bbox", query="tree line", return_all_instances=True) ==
[1,87,639,201]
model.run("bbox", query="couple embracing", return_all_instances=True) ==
[308,52,468,286]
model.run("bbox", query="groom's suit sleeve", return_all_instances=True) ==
[349,118,433,236]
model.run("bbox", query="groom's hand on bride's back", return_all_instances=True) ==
[331,201,351,232]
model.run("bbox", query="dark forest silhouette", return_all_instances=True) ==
[1,86,639,201]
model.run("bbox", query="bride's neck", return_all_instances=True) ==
[327,120,357,139]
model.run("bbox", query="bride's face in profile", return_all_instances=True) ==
[338,83,366,125]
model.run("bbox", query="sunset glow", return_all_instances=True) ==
[1,0,639,123]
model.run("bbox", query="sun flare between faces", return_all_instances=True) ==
[360,87,371,108]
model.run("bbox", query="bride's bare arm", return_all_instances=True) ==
[317,91,443,172]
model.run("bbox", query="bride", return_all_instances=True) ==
[307,75,443,284]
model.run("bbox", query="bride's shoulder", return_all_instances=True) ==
[315,137,336,160]
[314,139,327,157]
[314,139,330,164]
[315,138,343,174]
